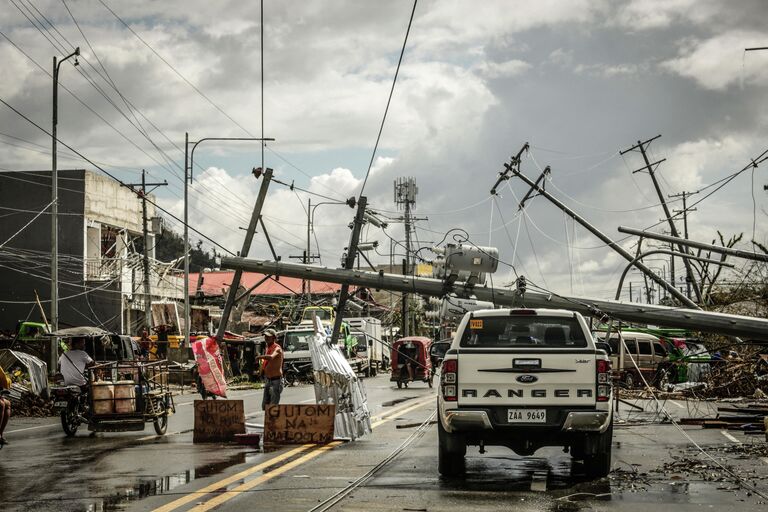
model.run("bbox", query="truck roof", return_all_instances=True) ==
[466,308,580,319]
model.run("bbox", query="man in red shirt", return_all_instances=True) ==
[256,329,284,410]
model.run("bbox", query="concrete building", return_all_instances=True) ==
[0,169,183,334]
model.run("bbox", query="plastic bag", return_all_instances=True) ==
[192,337,227,398]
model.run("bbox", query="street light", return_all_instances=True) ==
[306,198,355,302]
[50,46,79,371]
[183,135,274,347]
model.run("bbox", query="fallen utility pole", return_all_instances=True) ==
[621,136,703,303]
[215,168,273,342]
[218,257,768,340]
[506,159,699,309]
[618,226,768,263]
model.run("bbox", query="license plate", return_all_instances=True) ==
[54,401,68,408]
[508,409,546,423]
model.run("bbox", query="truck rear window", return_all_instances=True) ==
[460,316,588,348]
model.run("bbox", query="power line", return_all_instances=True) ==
[358,0,417,198]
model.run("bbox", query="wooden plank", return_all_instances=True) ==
[193,399,245,443]
[263,404,336,446]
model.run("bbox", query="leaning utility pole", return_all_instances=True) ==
[505,157,699,309]
[329,196,368,346]
[127,170,167,329]
[215,168,273,342]
[620,136,702,303]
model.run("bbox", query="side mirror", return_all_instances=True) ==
[595,341,612,355]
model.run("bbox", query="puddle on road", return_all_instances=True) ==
[382,396,418,407]
[86,450,255,511]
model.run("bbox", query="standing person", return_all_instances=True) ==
[138,328,152,359]
[255,329,283,410]
[0,365,11,445]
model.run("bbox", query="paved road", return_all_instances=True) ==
[2,376,767,511]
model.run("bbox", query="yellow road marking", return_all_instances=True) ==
[155,393,435,512]
[188,442,342,512]
[151,444,313,512]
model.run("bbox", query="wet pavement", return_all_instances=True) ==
[2,376,768,511]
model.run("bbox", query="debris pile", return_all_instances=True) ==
[7,383,53,417]
[680,402,767,436]
[0,349,52,417]
[699,357,768,399]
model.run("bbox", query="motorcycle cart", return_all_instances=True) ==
[53,360,175,437]
[390,337,433,389]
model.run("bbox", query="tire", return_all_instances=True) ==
[153,399,168,435]
[61,404,80,437]
[371,365,378,377]
[438,419,466,477]
[583,423,612,478]
[285,372,297,387]
[364,365,372,378]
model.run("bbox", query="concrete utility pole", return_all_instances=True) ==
[670,190,696,299]
[51,47,79,336]
[215,168,273,342]
[330,196,368,346]
[507,159,699,309]
[394,177,418,336]
[127,170,167,330]
[620,136,703,303]
[219,257,768,340]
[618,226,768,263]
[183,136,274,346]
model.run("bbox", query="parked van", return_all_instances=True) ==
[597,331,672,388]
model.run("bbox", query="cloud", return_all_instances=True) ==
[661,30,768,90]
[474,59,531,79]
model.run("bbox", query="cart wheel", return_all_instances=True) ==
[61,404,80,437]
[153,400,168,435]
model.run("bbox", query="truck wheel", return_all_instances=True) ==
[583,423,612,478]
[438,419,466,477]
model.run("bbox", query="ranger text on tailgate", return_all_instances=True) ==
[437,308,613,477]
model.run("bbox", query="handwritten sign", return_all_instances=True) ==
[193,400,245,443]
[264,404,336,446]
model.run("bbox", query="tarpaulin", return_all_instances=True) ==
[192,337,227,398]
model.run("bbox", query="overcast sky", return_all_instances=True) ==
[1,0,767,301]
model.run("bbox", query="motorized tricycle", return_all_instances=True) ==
[51,360,174,436]
[390,336,433,389]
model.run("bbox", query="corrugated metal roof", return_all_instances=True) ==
[188,271,351,297]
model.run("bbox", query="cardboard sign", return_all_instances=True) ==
[193,399,245,443]
[264,404,336,445]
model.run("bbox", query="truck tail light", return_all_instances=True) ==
[596,359,611,402]
[441,359,458,401]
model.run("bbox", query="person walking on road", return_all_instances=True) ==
[256,329,284,410]
[0,365,11,446]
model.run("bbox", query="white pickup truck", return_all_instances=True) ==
[437,308,613,478]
